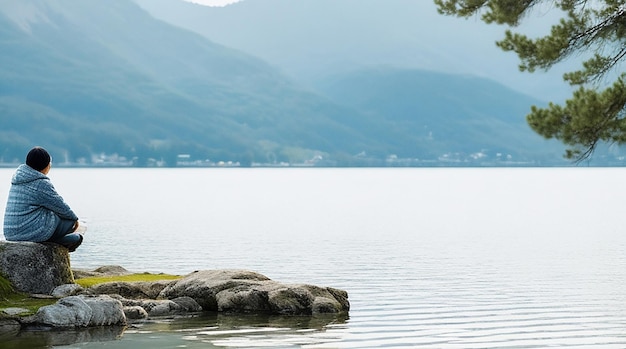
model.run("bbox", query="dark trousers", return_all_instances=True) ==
[47,218,83,252]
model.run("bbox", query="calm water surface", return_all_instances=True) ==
[1,167,625,348]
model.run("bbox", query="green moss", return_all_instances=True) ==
[0,273,181,318]
[0,275,13,299]
[0,293,56,316]
[76,273,181,288]
[0,274,56,317]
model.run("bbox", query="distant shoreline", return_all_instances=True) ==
[3,162,625,168]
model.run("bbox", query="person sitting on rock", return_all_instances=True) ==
[3,146,83,252]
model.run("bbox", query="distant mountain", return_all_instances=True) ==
[134,0,574,102]
[0,0,384,166]
[0,0,570,167]
[315,67,566,163]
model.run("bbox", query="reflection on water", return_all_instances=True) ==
[50,312,348,349]
[0,325,125,349]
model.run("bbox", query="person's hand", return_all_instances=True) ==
[72,220,80,232]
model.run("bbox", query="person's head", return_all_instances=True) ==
[26,147,51,174]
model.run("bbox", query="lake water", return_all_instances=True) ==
[1,167,626,348]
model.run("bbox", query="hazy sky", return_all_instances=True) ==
[183,0,240,6]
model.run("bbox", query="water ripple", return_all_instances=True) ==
[28,168,626,348]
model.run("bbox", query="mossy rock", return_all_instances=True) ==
[0,242,74,294]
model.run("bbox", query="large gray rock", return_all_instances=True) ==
[83,296,127,326]
[159,270,350,315]
[86,280,175,299]
[29,295,127,328]
[138,297,202,317]
[72,265,131,279]
[51,283,84,298]
[115,295,202,317]
[0,241,74,294]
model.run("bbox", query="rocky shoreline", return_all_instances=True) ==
[0,242,350,340]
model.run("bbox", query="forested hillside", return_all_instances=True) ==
[0,0,569,166]
[315,67,565,163]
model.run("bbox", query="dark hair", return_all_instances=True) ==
[26,147,51,171]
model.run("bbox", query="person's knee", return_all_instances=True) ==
[67,234,83,253]
[58,233,83,252]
